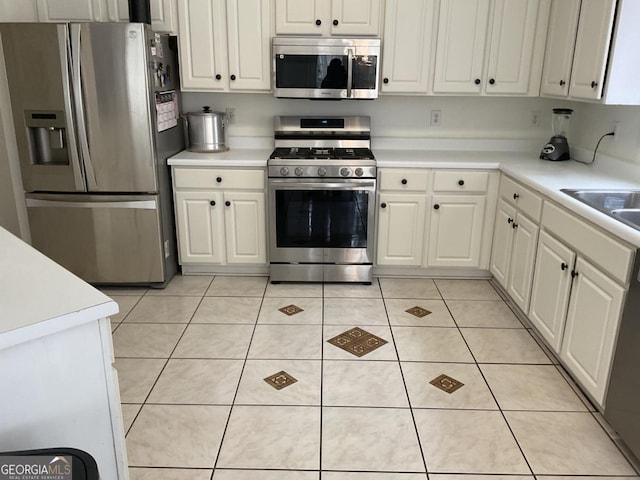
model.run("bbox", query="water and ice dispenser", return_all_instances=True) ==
[24,110,69,165]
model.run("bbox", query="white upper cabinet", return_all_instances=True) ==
[0,0,39,21]
[178,0,271,92]
[275,0,382,36]
[37,0,108,21]
[380,0,436,94]
[111,0,178,33]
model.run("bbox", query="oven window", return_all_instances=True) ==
[275,54,377,90]
[275,190,369,248]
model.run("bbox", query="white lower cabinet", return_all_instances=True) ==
[376,193,427,266]
[172,168,267,266]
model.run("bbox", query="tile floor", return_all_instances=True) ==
[105,276,640,480]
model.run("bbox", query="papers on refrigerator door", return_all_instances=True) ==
[155,90,178,132]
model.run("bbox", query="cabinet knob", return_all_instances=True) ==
[559,79,566,86]
[381,202,387,209]
[230,74,236,81]
[591,81,598,89]
[225,201,231,207]
[507,217,513,224]
[513,193,520,200]
[561,262,568,271]
[474,78,481,85]
[209,200,216,206]
[458,179,464,186]
[215,74,222,80]
[401,178,407,185]
[434,204,440,210]
[489,78,495,85]
[333,19,339,26]
[571,270,579,278]
[512,222,518,229]
[383,77,389,84]
[315,19,321,26]
[216,177,222,183]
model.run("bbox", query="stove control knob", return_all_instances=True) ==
[295,167,304,176]
[355,168,364,177]
[280,167,290,176]
[318,167,327,176]
[340,167,351,177]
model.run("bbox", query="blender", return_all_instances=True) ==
[540,108,573,161]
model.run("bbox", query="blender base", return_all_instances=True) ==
[540,135,571,161]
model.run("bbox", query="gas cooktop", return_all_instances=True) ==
[270,147,375,161]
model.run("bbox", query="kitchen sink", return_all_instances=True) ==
[561,189,640,231]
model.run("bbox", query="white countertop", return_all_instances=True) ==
[0,228,118,350]
[168,148,271,167]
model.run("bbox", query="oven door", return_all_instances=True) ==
[269,178,376,264]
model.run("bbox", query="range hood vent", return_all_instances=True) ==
[128,0,151,24]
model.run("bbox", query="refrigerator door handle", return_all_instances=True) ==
[26,198,157,209]
[70,24,98,191]
[58,25,86,191]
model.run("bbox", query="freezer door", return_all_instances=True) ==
[25,194,166,284]
[72,23,157,193]
[0,23,86,192]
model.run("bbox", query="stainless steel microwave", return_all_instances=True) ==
[272,37,381,100]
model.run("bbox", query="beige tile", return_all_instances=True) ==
[121,404,142,433]
[461,328,552,364]
[537,477,639,480]
[415,409,530,474]
[379,277,440,299]
[505,411,636,475]
[146,275,213,296]
[172,324,254,359]
[430,476,532,480]
[392,326,474,362]
[323,325,397,361]
[206,276,268,297]
[191,297,261,324]
[100,286,148,296]
[324,298,389,325]
[124,296,201,323]
[115,358,166,403]
[235,359,321,406]
[324,279,382,298]
[264,282,323,297]
[480,364,587,411]
[216,405,320,470]
[401,362,498,410]
[126,404,230,468]
[434,279,501,300]
[248,325,323,360]
[385,299,455,327]
[213,471,319,480]
[109,295,142,323]
[113,323,186,358]
[323,360,409,407]
[446,300,524,328]
[129,467,212,480]
[257,297,323,324]
[147,359,244,404]
[323,474,427,480]
[322,407,424,472]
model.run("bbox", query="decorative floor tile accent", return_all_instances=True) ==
[278,304,304,316]
[429,374,465,394]
[326,327,388,358]
[264,370,298,390]
[405,306,432,318]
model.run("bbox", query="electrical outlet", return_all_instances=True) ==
[225,107,235,124]
[430,109,442,127]
[612,120,620,138]
[531,110,541,126]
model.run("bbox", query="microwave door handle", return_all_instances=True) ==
[346,48,353,98]
[58,25,86,191]
[70,24,98,191]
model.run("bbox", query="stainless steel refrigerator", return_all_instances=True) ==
[0,22,184,285]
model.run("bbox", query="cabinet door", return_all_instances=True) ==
[380,0,435,94]
[37,0,107,21]
[223,191,267,264]
[376,193,426,266]
[0,0,39,21]
[432,0,490,94]
[569,0,616,100]
[226,0,271,91]
[174,191,225,264]
[113,0,177,33]
[274,0,327,35]
[331,0,381,36]
[528,231,576,353]
[490,199,516,288]
[539,0,580,97]
[427,194,485,268]
[506,212,539,313]
[561,257,625,406]
[484,0,539,95]
[177,0,228,91]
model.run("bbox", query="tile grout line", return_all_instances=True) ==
[319,281,325,480]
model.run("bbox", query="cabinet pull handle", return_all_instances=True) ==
[381,202,387,208]
[215,74,221,80]
[513,193,520,200]
[209,200,216,206]
[559,79,566,86]
[489,78,495,85]
[512,222,518,229]
[315,19,321,26]
[571,270,579,278]
[225,201,231,207]
[474,78,481,85]
[591,81,598,89]
[230,75,236,81]
[458,179,464,186]
[383,78,389,84]
[333,19,339,26]
[507,217,513,224]
[561,262,568,271]
[401,178,407,185]
[216,177,222,183]
[434,204,440,210]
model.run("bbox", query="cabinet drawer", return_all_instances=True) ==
[379,169,429,192]
[500,175,543,221]
[433,170,489,193]
[542,201,634,284]
[173,168,265,190]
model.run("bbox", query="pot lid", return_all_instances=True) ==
[187,106,225,116]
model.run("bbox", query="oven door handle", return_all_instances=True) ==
[270,180,375,189]
[346,48,353,98]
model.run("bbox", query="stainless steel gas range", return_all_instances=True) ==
[267,116,376,283]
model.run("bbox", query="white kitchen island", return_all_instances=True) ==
[0,227,128,479]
